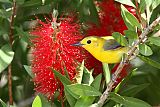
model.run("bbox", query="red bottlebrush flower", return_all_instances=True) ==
[87,0,136,36]
[31,17,90,99]
[87,0,126,36]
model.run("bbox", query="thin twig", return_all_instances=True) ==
[8,65,13,105]
[135,0,146,29]
[97,16,160,107]
[8,0,16,105]
[135,0,142,23]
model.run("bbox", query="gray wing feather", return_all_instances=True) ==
[103,39,122,50]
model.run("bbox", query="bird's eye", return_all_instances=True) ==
[87,40,91,44]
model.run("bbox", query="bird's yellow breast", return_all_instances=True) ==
[86,47,128,63]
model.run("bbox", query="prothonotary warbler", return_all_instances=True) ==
[72,36,128,63]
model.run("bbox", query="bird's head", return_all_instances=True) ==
[72,36,104,52]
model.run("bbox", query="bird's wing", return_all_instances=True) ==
[103,39,122,50]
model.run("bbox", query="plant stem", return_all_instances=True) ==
[8,65,13,105]
[135,0,146,29]
[8,0,16,105]
[97,16,160,107]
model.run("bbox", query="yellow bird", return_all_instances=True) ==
[73,36,128,63]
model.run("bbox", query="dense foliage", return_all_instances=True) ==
[0,0,160,107]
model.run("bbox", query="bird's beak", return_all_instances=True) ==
[71,42,84,46]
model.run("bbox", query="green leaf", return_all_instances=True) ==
[64,84,77,107]
[79,0,99,24]
[121,13,135,30]
[64,83,79,99]
[152,0,160,9]
[16,0,25,5]
[63,62,70,79]
[138,55,160,69]
[82,67,94,85]
[139,44,153,56]
[24,65,34,78]
[51,68,71,85]
[0,44,14,73]
[145,0,153,8]
[112,32,128,46]
[0,0,12,3]
[0,99,7,107]
[122,97,151,107]
[120,84,150,97]
[149,4,160,24]
[91,74,102,90]
[39,94,52,107]
[67,84,102,96]
[109,93,151,107]
[32,95,42,107]
[76,61,84,84]
[22,0,42,7]
[0,9,11,19]
[15,27,34,46]
[102,63,111,84]
[148,37,160,46]
[115,0,135,8]
[124,30,138,46]
[74,96,95,107]
[139,0,146,13]
[121,5,141,30]
[74,74,102,107]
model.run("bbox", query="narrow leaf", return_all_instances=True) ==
[115,0,135,8]
[149,4,160,24]
[91,74,102,90]
[109,93,151,107]
[148,37,160,46]
[0,0,12,3]
[23,0,42,7]
[51,68,71,85]
[0,44,14,73]
[145,0,153,8]
[139,0,146,13]
[0,99,7,107]
[74,74,102,107]
[112,32,128,46]
[64,84,77,107]
[102,63,111,84]
[138,55,160,69]
[82,67,94,85]
[152,0,160,9]
[24,65,34,78]
[15,27,34,46]
[74,96,95,107]
[64,84,79,99]
[139,44,153,56]
[121,5,141,29]
[67,84,102,96]
[32,95,42,107]
[121,84,150,97]
[122,96,151,107]
[39,94,51,107]
[76,60,84,84]
[0,9,11,19]
[79,0,99,24]
[63,62,70,79]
